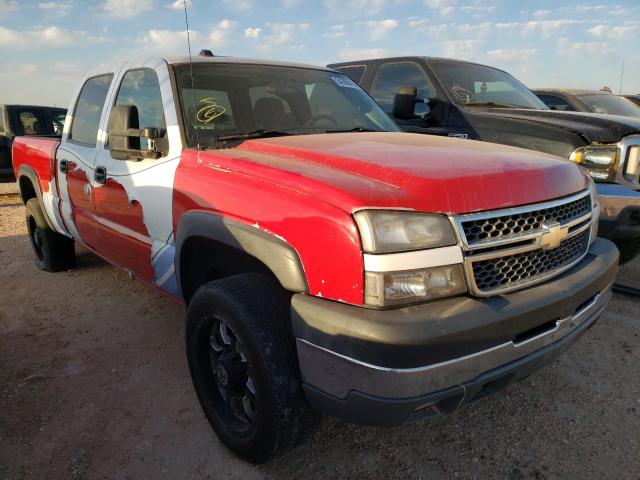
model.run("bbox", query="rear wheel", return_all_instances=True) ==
[25,198,75,271]
[185,273,320,463]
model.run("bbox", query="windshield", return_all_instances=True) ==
[577,94,640,118]
[175,63,399,149]
[429,61,548,110]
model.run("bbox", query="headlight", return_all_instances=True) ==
[364,265,467,307]
[353,210,457,253]
[570,145,619,182]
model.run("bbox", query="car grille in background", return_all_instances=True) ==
[471,230,590,293]
[461,195,591,246]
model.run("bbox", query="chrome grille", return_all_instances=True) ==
[453,190,593,297]
[471,230,590,293]
[461,195,590,246]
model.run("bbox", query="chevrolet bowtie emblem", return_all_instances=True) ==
[540,221,569,249]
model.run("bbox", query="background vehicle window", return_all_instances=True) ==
[577,94,640,118]
[51,110,66,135]
[535,94,575,111]
[0,108,5,132]
[114,69,166,150]
[371,62,435,116]
[335,66,366,84]
[18,111,44,135]
[70,74,113,146]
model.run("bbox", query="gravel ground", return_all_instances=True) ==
[0,187,639,480]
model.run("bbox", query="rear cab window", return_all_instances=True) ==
[334,65,366,84]
[69,74,114,147]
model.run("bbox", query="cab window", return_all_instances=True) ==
[535,94,575,112]
[372,62,436,116]
[335,65,366,84]
[70,74,113,146]
[113,69,167,150]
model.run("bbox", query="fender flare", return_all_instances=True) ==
[16,164,57,231]
[175,210,309,295]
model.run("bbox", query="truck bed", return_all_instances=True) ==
[12,136,61,194]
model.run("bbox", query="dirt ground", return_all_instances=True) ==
[1,183,639,480]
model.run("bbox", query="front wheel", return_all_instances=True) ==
[185,274,320,463]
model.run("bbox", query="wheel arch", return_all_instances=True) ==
[16,165,57,231]
[175,211,309,304]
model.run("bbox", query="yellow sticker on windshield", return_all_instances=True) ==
[196,98,226,124]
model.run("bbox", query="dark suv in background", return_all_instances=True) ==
[0,104,67,178]
[533,89,640,118]
[328,57,640,264]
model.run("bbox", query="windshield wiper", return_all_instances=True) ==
[325,127,379,133]
[214,129,295,146]
[465,102,515,109]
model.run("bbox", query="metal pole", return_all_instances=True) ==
[619,62,624,94]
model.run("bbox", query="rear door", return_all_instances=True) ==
[56,73,117,248]
[91,60,183,294]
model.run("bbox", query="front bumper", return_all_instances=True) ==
[597,183,640,240]
[292,238,618,426]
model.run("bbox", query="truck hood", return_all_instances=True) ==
[203,132,588,214]
[477,108,640,144]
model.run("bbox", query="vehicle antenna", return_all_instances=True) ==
[619,62,624,95]
[182,0,200,150]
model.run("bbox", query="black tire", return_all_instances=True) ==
[185,273,320,463]
[25,198,75,272]
[614,238,640,265]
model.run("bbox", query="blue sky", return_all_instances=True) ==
[1,0,638,106]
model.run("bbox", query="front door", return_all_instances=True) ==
[92,62,183,296]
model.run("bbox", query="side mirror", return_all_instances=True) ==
[107,105,165,160]
[392,86,420,119]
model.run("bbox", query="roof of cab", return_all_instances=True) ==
[164,55,334,72]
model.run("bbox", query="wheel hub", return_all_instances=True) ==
[215,364,229,386]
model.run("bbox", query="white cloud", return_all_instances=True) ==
[424,0,454,16]
[589,24,639,38]
[137,29,196,52]
[254,23,307,53]
[358,19,398,40]
[487,48,537,64]
[324,24,346,38]
[244,27,261,39]
[0,0,19,11]
[338,47,397,61]
[38,1,73,15]
[0,26,110,49]
[0,64,38,77]
[103,0,152,18]
[221,0,253,10]
[523,19,587,37]
[166,0,191,10]
[324,0,386,18]
[209,19,238,48]
[533,9,550,19]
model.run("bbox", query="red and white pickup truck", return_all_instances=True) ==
[13,55,619,463]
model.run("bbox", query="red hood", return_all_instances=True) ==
[198,132,588,214]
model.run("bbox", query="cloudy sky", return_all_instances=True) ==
[1,0,638,106]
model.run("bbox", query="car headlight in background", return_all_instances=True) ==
[364,265,467,307]
[570,145,619,182]
[354,210,466,307]
[353,210,457,253]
